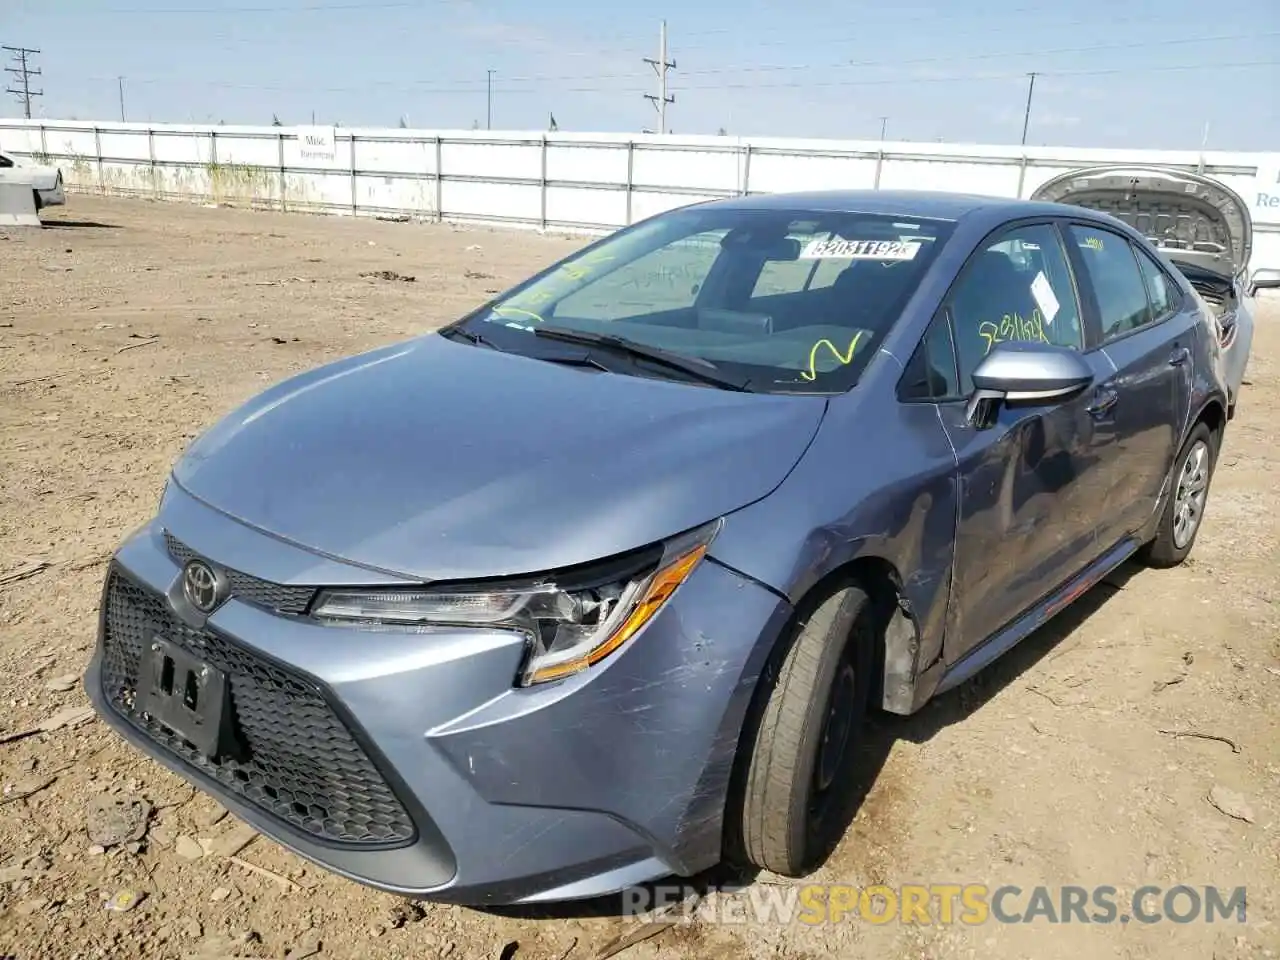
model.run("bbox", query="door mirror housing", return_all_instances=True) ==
[1247,267,1280,298]
[965,341,1095,426]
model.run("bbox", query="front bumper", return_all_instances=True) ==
[84,486,792,905]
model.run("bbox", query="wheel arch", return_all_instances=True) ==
[750,553,919,720]
[1193,395,1227,450]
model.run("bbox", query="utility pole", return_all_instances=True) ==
[486,69,494,130]
[643,20,675,134]
[878,116,888,141]
[118,76,126,122]
[1020,72,1037,147]
[3,46,43,120]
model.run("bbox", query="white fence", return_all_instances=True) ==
[3,118,1279,272]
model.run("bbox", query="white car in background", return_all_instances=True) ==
[1033,164,1280,420]
[0,148,66,210]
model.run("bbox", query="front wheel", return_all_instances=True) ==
[1139,421,1217,568]
[729,579,874,877]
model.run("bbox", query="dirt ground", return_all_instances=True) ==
[1,195,1277,960]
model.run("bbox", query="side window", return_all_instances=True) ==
[947,223,1084,394]
[1134,245,1178,318]
[898,312,961,401]
[0,154,13,168]
[1068,225,1153,340]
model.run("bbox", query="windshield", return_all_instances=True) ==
[455,206,955,393]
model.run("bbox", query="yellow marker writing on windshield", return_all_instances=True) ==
[801,330,864,382]
[491,304,546,325]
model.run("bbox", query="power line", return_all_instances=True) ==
[78,28,1272,97]
[76,57,1277,97]
[74,57,1274,101]
[642,19,675,134]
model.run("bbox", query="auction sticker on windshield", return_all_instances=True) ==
[800,238,922,260]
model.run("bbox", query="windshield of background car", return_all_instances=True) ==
[463,207,955,393]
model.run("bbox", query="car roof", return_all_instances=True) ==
[698,189,1092,224]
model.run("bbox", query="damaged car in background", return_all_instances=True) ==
[86,187,1240,907]
[1033,164,1280,417]
[0,148,66,211]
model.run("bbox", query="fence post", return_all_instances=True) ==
[93,125,104,194]
[209,128,218,203]
[148,127,157,199]
[350,133,358,216]
[1015,153,1028,198]
[277,131,286,212]
[741,142,752,196]
[539,134,548,231]
[625,141,635,226]
[434,136,443,223]
[38,123,47,163]
[873,146,884,190]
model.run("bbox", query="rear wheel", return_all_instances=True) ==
[730,578,874,876]
[1139,421,1217,568]
[32,190,42,212]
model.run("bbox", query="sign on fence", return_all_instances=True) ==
[295,126,338,166]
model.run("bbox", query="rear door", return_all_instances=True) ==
[1063,222,1195,550]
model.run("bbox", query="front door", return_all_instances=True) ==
[938,221,1111,662]
[1063,223,1196,548]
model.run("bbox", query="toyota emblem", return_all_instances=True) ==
[182,560,221,613]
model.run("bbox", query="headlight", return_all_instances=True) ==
[310,520,720,686]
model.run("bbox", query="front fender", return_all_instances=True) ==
[708,396,959,715]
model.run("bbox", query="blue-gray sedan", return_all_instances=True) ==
[85,190,1233,906]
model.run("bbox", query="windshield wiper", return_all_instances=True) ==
[531,325,751,391]
[440,325,501,349]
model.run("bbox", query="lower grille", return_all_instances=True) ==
[99,567,416,847]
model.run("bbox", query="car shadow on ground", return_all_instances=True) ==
[477,560,1141,923]
[40,218,122,229]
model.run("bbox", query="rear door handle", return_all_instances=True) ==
[1169,346,1190,366]
[1087,387,1119,418]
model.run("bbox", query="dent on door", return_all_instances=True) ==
[939,391,1102,664]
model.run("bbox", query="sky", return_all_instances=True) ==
[4,0,1278,150]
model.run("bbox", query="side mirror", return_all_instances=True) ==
[965,341,1094,426]
[1248,267,1280,298]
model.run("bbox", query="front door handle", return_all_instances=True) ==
[1169,346,1191,366]
[1087,387,1119,418]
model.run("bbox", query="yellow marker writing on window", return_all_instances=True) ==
[491,304,546,325]
[800,330,864,382]
[559,252,616,282]
[1081,236,1104,251]
[978,309,1047,354]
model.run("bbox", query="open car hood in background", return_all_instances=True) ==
[1032,165,1252,279]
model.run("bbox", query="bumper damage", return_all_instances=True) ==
[83,496,791,905]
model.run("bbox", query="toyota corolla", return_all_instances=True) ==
[86,189,1234,906]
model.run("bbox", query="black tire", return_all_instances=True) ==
[1139,421,1218,568]
[32,190,42,212]
[731,578,874,877]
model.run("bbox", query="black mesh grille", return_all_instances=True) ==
[99,568,417,847]
[164,531,315,615]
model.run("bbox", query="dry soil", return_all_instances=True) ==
[1,196,1277,960]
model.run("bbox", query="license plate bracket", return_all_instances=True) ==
[136,638,237,760]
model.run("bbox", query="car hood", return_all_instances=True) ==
[1032,164,1252,278]
[172,333,827,582]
